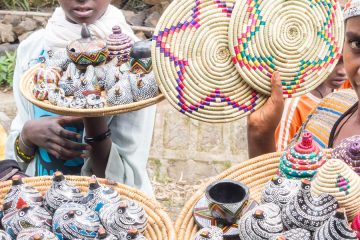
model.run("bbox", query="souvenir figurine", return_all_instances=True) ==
[3,175,42,215]
[53,203,100,240]
[66,24,109,70]
[99,199,148,236]
[70,96,87,109]
[2,198,52,239]
[94,58,121,91]
[58,62,81,96]
[238,203,284,240]
[194,226,223,240]
[57,96,71,108]
[74,76,98,98]
[270,229,311,240]
[311,158,360,221]
[43,171,83,213]
[33,81,49,101]
[279,132,327,180]
[17,228,57,240]
[48,87,66,106]
[118,229,147,240]
[261,176,300,209]
[106,25,134,65]
[82,176,121,212]
[106,78,134,106]
[45,49,71,71]
[282,179,338,232]
[129,40,158,101]
[332,135,360,175]
[352,212,360,239]
[314,209,357,240]
[33,65,61,88]
[85,94,105,109]
[0,230,11,240]
[94,227,117,240]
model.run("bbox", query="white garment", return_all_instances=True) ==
[5,5,156,195]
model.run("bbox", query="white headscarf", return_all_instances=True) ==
[344,0,360,20]
[44,5,136,51]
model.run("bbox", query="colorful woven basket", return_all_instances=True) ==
[20,64,165,117]
[151,0,267,123]
[228,0,344,98]
[0,175,175,240]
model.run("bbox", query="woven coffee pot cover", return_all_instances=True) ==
[152,0,267,123]
[229,0,344,98]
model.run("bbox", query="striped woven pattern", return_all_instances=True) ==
[229,0,344,98]
[151,0,267,123]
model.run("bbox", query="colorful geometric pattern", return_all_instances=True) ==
[229,0,344,98]
[152,0,267,123]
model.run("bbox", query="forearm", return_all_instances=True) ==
[83,117,111,177]
[247,125,276,159]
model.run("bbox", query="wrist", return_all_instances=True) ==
[21,121,36,148]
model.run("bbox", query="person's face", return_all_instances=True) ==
[344,16,360,96]
[324,56,347,89]
[58,0,111,25]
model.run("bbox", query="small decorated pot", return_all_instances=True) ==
[82,176,121,212]
[45,49,71,71]
[67,24,109,70]
[238,203,284,239]
[118,229,147,240]
[3,175,42,215]
[2,199,52,239]
[48,87,66,106]
[85,94,105,109]
[194,226,223,240]
[282,179,338,232]
[99,199,148,236]
[106,78,134,106]
[33,65,61,88]
[279,132,327,180]
[0,230,11,240]
[70,96,87,109]
[94,227,117,240]
[106,25,134,65]
[352,212,360,239]
[332,135,360,175]
[129,40,152,74]
[129,71,159,102]
[314,209,357,240]
[43,171,83,213]
[261,176,300,209]
[270,228,311,240]
[53,203,100,240]
[94,58,121,91]
[74,76,98,98]
[33,81,49,101]
[59,62,81,96]
[57,96,71,108]
[17,227,57,240]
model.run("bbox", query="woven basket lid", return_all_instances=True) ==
[151,0,267,123]
[228,0,344,98]
[332,135,360,175]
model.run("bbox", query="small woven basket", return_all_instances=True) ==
[175,150,332,240]
[0,175,175,240]
[20,64,165,117]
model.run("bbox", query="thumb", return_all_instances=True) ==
[269,71,284,105]
[57,116,84,126]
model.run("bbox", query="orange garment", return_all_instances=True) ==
[275,93,321,151]
[341,80,352,89]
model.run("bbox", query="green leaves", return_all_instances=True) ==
[0,51,16,87]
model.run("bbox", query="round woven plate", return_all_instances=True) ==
[151,0,267,123]
[0,175,175,240]
[20,64,165,117]
[228,0,344,98]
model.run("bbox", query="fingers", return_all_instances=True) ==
[53,125,81,140]
[46,135,90,160]
[57,116,84,127]
[47,143,87,160]
[270,71,283,102]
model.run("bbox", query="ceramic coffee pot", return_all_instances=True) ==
[332,135,360,175]
[82,176,121,212]
[106,25,134,65]
[238,203,284,240]
[261,176,300,209]
[270,229,311,240]
[314,209,357,240]
[129,40,158,101]
[17,228,57,240]
[99,199,148,237]
[94,227,117,240]
[3,175,42,215]
[0,230,11,240]
[43,171,83,213]
[282,179,338,232]
[2,198,52,239]
[194,226,223,240]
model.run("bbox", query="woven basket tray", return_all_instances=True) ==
[175,150,332,239]
[20,64,165,117]
[0,175,175,240]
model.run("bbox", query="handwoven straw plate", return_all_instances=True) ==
[0,175,175,240]
[228,0,344,98]
[20,64,165,117]
[152,0,267,123]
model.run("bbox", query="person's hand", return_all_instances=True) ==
[21,116,90,160]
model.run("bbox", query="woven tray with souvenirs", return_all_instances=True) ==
[20,24,164,117]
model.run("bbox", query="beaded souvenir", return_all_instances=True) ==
[130,71,159,102]
[3,175,42,215]
[313,209,357,240]
[33,65,61,88]
[94,227,117,240]
[311,158,360,221]
[53,202,100,240]
[261,176,300,209]
[43,172,83,213]
[58,62,81,96]
[17,228,57,240]
[129,40,152,74]
[57,96,71,108]
[70,96,87,109]
[282,179,338,232]
[2,199,52,239]
[74,76,98,98]
[45,49,71,71]
[270,229,311,240]
[106,25,134,64]
[279,132,327,180]
[238,203,284,240]
[85,94,106,109]
[106,78,134,106]
[32,81,49,101]
[118,229,147,240]
[0,230,11,240]
[352,212,360,239]
[332,135,360,175]
[194,226,223,240]
[99,199,148,236]
[48,87,66,106]
[82,176,121,212]
[94,59,121,91]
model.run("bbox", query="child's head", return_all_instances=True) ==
[58,0,111,25]
[323,56,347,90]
